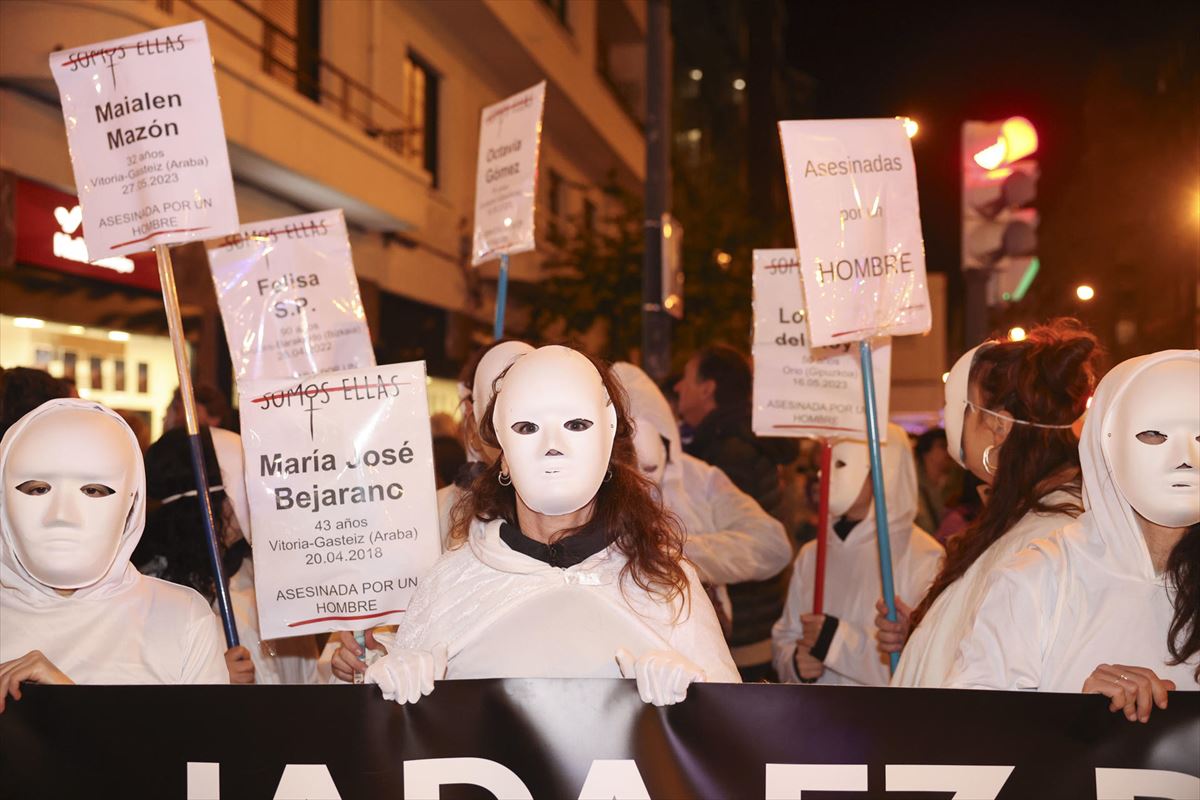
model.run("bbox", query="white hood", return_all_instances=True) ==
[0,398,145,604]
[612,362,696,525]
[1078,349,1200,583]
[210,427,251,546]
[839,423,920,552]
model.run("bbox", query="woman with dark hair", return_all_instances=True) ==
[949,350,1199,715]
[332,345,738,705]
[886,319,1102,687]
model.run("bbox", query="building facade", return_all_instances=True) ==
[0,0,648,435]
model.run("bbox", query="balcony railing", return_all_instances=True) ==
[156,0,426,174]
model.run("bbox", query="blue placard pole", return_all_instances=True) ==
[154,244,239,649]
[858,339,898,673]
[493,253,509,340]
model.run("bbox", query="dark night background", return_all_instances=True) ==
[672,0,1200,363]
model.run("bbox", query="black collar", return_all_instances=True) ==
[499,521,609,568]
[833,516,859,541]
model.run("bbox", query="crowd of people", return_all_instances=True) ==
[0,319,1196,724]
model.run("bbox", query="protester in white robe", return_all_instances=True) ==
[888,320,1100,687]
[333,346,739,704]
[0,399,226,709]
[611,362,792,619]
[948,350,1200,716]
[436,340,535,545]
[772,425,943,686]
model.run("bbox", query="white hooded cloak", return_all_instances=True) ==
[948,350,1200,691]
[388,517,740,683]
[773,425,944,686]
[612,362,792,587]
[0,399,227,684]
[892,490,1079,688]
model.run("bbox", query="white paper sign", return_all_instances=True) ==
[778,118,931,347]
[239,362,441,640]
[206,210,375,382]
[752,249,890,441]
[471,82,546,265]
[48,21,238,258]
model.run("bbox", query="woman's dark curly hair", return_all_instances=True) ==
[449,350,690,609]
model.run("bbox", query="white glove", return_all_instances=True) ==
[364,635,448,705]
[615,647,706,706]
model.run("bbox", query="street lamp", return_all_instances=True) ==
[1075,284,1095,301]
[901,117,919,139]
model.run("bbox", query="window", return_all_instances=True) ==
[404,52,440,186]
[582,198,596,235]
[63,351,77,383]
[114,359,126,392]
[547,169,564,218]
[89,357,104,390]
[540,0,568,27]
[137,362,149,394]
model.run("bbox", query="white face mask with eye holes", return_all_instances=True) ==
[1104,358,1200,528]
[2,408,137,589]
[828,439,871,518]
[631,416,668,489]
[494,346,618,517]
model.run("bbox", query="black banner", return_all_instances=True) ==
[1,681,1197,799]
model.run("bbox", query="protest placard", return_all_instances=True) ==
[778,118,931,348]
[239,362,441,640]
[752,249,890,441]
[471,82,546,266]
[207,210,375,382]
[49,21,238,258]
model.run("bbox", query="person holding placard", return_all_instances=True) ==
[0,400,227,709]
[888,320,1102,687]
[772,425,943,686]
[137,427,321,685]
[612,361,792,629]
[332,346,739,705]
[947,350,1200,716]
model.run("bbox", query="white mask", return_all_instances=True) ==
[494,346,618,516]
[944,343,993,468]
[632,416,668,488]
[829,439,871,517]
[3,408,137,589]
[1103,359,1200,528]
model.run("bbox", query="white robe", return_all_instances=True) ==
[772,425,943,686]
[892,491,1079,688]
[948,350,1200,692]
[612,363,792,591]
[389,517,740,683]
[0,399,227,684]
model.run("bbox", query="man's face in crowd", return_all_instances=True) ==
[673,357,715,427]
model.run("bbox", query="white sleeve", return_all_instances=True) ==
[945,545,1059,690]
[183,605,230,684]
[771,543,814,684]
[822,615,884,685]
[667,562,742,683]
[682,463,793,585]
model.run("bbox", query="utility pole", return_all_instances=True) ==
[642,0,672,381]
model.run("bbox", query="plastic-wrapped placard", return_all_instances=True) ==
[471,82,546,266]
[752,249,890,441]
[239,362,441,640]
[48,21,238,258]
[206,210,374,382]
[778,118,931,348]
